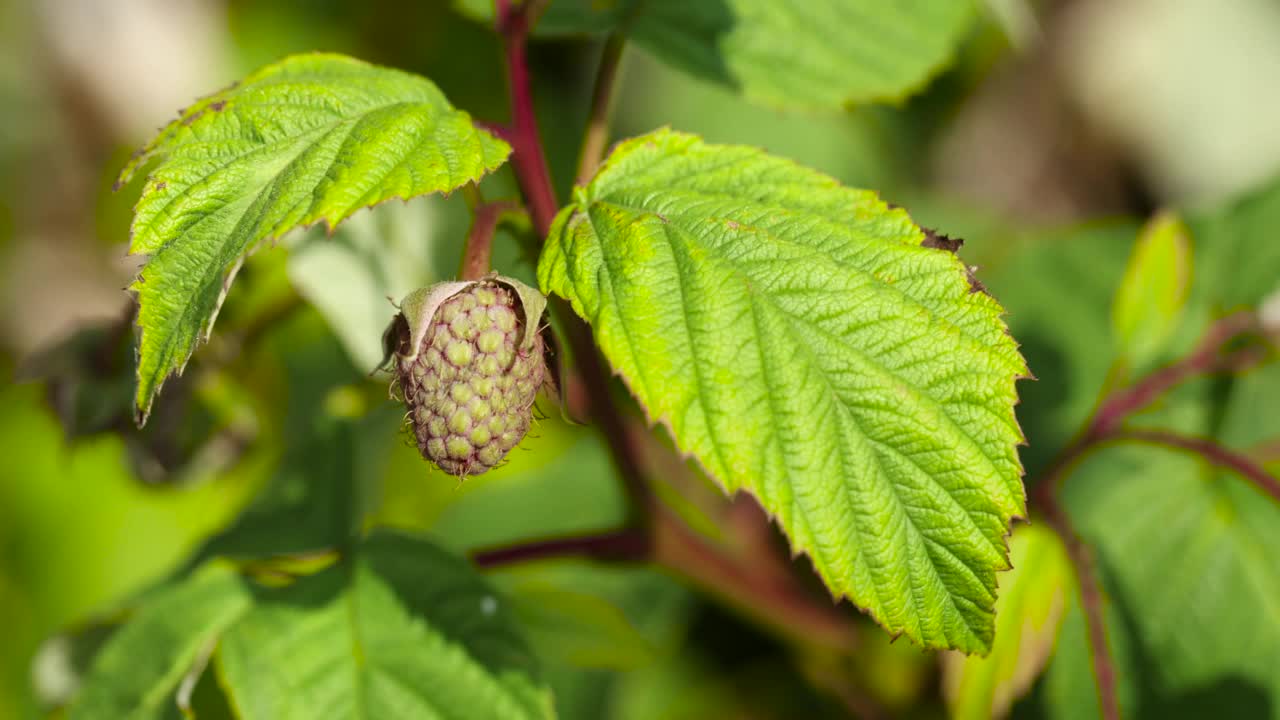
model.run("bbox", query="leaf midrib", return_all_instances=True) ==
[137,113,361,409]
[590,192,1003,356]
[766,287,994,647]
[136,99,434,252]
[587,196,1015,491]
[580,201,1001,647]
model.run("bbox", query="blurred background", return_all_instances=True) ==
[2,0,1279,718]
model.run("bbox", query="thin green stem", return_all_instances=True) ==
[575,34,626,188]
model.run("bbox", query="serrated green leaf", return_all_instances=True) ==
[215,531,553,720]
[978,222,1136,475]
[68,567,252,720]
[456,0,975,109]
[119,52,510,422]
[943,524,1073,719]
[1111,211,1193,369]
[538,129,1027,652]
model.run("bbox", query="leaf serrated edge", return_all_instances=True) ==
[127,182,503,425]
[541,131,1031,653]
[121,53,512,424]
[451,1,977,111]
[830,0,979,110]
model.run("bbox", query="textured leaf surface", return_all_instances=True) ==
[216,531,553,720]
[118,53,510,421]
[539,129,1027,652]
[943,524,1072,719]
[977,223,1137,477]
[457,0,975,109]
[69,568,252,720]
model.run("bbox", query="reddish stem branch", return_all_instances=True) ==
[1248,437,1280,465]
[472,509,858,653]
[653,506,857,654]
[459,200,522,281]
[495,0,559,235]
[473,527,647,567]
[1028,310,1264,720]
[1111,428,1280,503]
[555,302,656,527]
[493,0,654,529]
[1033,476,1120,720]
[1090,311,1260,437]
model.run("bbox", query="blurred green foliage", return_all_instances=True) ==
[3,0,1280,718]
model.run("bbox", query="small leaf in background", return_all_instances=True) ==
[456,0,976,110]
[1111,211,1193,370]
[15,306,261,486]
[943,523,1073,720]
[539,129,1027,653]
[117,53,510,422]
[503,582,655,671]
[286,198,442,374]
[68,567,252,720]
[1038,362,1280,720]
[1048,440,1280,719]
[215,531,554,720]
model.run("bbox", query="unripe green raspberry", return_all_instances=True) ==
[382,276,548,477]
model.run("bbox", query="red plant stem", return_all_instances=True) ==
[653,506,857,653]
[1111,428,1280,503]
[1029,310,1266,720]
[472,509,858,653]
[1090,311,1259,438]
[560,307,658,527]
[459,200,521,281]
[495,0,559,236]
[493,0,654,529]
[473,527,647,567]
[1033,473,1120,720]
[1248,438,1280,465]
